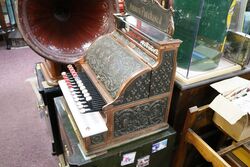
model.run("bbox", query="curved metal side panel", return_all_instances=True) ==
[85,34,151,100]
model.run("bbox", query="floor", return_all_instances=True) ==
[0,44,58,167]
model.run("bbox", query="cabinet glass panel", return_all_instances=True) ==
[0,0,15,28]
[174,0,233,77]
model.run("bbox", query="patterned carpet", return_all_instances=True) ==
[0,47,58,167]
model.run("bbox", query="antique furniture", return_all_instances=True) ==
[230,0,249,32]
[0,0,15,49]
[169,0,250,148]
[55,96,177,167]
[174,0,233,71]
[173,105,250,167]
[169,67,250,140]
[168,60,250,166]
[172,0,250,85]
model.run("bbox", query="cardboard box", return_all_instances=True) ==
[209,77,250,141]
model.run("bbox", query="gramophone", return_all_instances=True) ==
[16,0,118,86]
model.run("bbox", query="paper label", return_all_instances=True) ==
[152,139,168,153]
[121,152,136,166]
[136,155,150,167]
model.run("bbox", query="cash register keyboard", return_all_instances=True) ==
[61,65,106,113]
[58,65,108,138]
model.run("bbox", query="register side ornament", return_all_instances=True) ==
[114,99,167,137]
[150,51,174,96]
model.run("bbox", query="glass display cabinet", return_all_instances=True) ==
[243,1,250,34]
[0,0,15,31]
[173,0,250,84]
[0,0,16,49]
[223,31,250,67]
[230,0,247,32]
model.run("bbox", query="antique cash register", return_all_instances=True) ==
[58,0,181,155]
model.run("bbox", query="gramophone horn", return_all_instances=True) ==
[17,0,117,64]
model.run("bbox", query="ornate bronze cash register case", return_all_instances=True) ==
[60,0,181,155]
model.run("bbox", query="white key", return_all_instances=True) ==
[79,108,91,114]
[69,88,75,92]
[82,89,88,94]
[79,109,86,114]
[72,94,79,99]
[76,80,83,84]
[75,77,81,81]
[84,108,91,112]
[61,72,67,76]
[77,104,84,108]
[86,96,92,101]
[83,93,90,97]
[78,83,84,87]
[80,86,86,90]
[79,101,87,104]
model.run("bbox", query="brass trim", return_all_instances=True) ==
[157,40,182,51]
[158,39,182,46]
